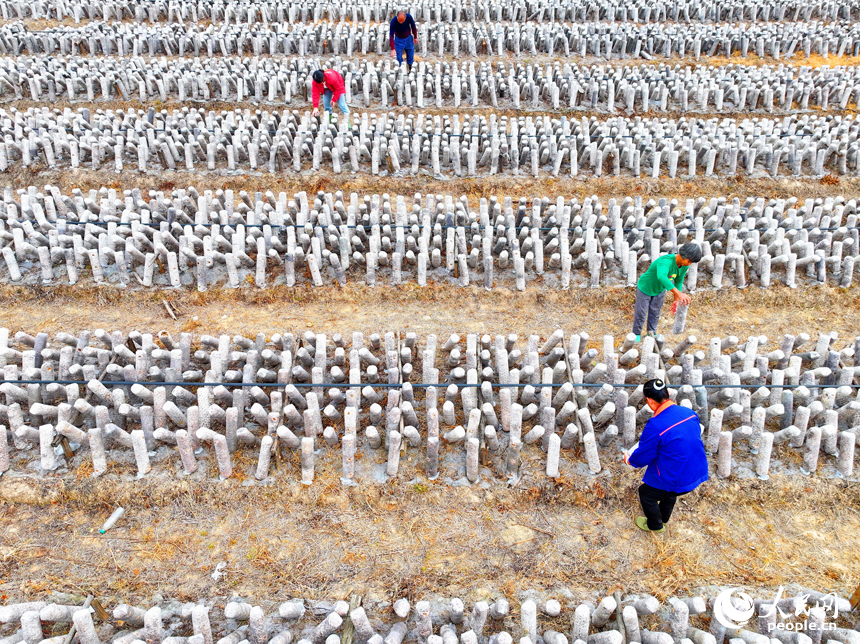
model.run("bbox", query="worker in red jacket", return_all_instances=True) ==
[311,69,350,126]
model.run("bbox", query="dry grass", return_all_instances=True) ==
[0,469,857,608]
[2,28,859,617]
[0,283,857,346]
[7,97,857,121]
[0,27,854,635]
[3,164,859,205]
[0,285,856,607]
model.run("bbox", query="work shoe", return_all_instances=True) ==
[634,334,641,343]
[635,516,665,533]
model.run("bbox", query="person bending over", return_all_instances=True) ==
[311,69,350,126]
[625,378,708,533]
[632,243,702,342]
[389,10,418,73]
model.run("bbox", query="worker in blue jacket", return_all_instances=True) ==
[389,10,418,73]
[625,378,709,533]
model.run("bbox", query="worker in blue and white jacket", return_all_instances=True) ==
[625,378,709,533]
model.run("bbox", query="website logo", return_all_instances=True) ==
[713,588,756,629]
[713,587,841,632]
[760,587,840,632]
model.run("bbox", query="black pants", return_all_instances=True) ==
[638,483,688,530]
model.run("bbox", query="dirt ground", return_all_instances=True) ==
[0,467,858,609]
[0,281,858,612]
[2,41,860,622]
[1,284,857,348]
[9,96,859,120]
[0,283,858,610]
[5,164,857,208]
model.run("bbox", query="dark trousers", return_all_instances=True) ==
[639,483,688,530]
[632,287,666,335]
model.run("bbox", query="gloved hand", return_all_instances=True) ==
[623,442,640,465]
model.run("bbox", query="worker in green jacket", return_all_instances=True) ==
[633,243,702,341]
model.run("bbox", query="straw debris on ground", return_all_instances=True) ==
[0,284,857,346]
[0,471,858,607]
